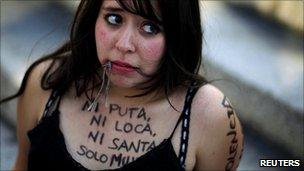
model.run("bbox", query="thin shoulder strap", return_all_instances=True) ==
[178,85,199,168]
[168,83,199,140]
[41,89,61,119]
[167,82,199,168]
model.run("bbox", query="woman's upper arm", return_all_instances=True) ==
[193,85,244,171]
[13,60,52,170]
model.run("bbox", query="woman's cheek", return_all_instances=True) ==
[95,24,112,63]
[140,38,165,62]
[96,26,109,48]
[139,38,165,74]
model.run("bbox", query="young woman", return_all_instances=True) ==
[2,0,243,170]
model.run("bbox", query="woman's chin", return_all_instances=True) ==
[109,76,138,89]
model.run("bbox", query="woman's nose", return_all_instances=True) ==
[115,27,136,53]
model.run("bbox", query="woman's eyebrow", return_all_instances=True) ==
[101,6,124,12]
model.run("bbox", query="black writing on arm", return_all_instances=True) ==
[222,96,243,171]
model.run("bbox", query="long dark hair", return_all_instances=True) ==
[1,0,208,108]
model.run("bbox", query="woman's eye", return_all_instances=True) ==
[141,22,161,35]
[104,14,122,25]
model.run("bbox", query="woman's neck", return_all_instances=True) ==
[108,84,165,105]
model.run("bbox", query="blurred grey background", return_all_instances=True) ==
[1,1,303,171]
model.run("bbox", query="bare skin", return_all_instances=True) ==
[13,60,243,171]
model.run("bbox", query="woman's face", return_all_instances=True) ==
[95,0,165,89]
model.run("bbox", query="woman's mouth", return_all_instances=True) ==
[111,60,137,73]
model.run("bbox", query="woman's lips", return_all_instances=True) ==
[111,61,137,73]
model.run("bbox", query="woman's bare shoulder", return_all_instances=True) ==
[191,84,235,125]
[14,59,58,170]
[17,59,56,126]
[191,84,244,171]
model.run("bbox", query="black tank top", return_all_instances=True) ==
[27,85,199,171]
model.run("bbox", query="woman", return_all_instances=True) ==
[2,0,243,170]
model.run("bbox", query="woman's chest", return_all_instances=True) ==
[59,100,181,170]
